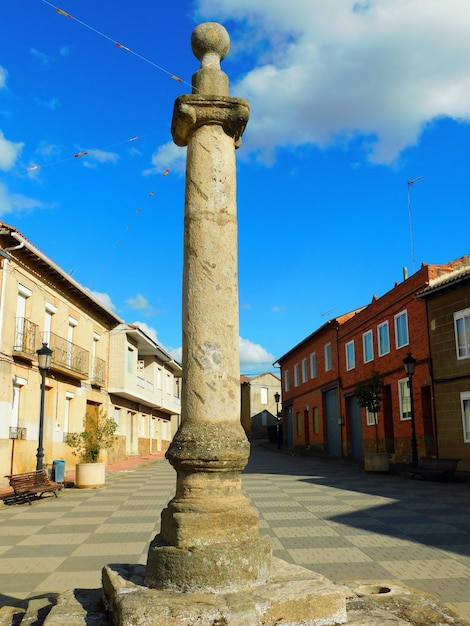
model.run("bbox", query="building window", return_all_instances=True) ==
[313,406,319,433]
[260,387,268,405]
[127,347,134,374]
[454,308,470,360]
[363,330,374,363]
[64,392,74,436]
[366,408,377,426]
[296,412,302,436]
[395,310,409,349]
[301,358,308,383]
[11,376,26,430]
[15,285,32,351]
[324,343,332,371]
[310,353,317,378]
[294,363,300,387]
[345,341,355,371]
[284,369,290,392]
[377,321,390,356]
[398,378,411,420]
[461,391,470,442]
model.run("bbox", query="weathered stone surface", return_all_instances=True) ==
[0,605,24,626]
[343,580,470,626]
[104,558,348,626]
[44,589,108,625]
[145,21,271,594]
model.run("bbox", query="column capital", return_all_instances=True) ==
[171,94,250,148]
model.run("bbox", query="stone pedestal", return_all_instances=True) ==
[105,558,348,626]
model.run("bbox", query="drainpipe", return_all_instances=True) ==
[0,250,13,352]
[335,324,344,457]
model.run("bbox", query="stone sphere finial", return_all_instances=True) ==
[191,22,230,69]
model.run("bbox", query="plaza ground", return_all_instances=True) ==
[0,443,469,623]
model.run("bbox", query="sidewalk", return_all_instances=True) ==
[0,452,166,500]
[0,444,469,623]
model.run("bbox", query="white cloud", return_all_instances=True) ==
[82,149,119,168]
[30,48,50,66]
[166,337,274,371]
[131,321,158,343]
[126,293,151,310]
[89,290,117,312]
[0,130,23,171]
[239,336,275,365]
[144,141,186,175]
[125,293,156,316]
[169,346,182,363]
[195,0,470,164]
[0,182,44,216]
[0,66,7,89]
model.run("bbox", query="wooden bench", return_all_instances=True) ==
[2,469,62,505]
[409,457,461,481]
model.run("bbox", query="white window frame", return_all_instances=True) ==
[461,391,470,442]
[398,377,412,421]
[284,369,290,392]
[345,341,355,371]
[377,321,390,356]
[260,387,268,405]
[324,343,332,372]
[395,310,409,349]
[301,358,308,383]
[294,363,300,387]
[310,353,317,378]
[366,408,377,426]
[454,307,470,360]
[363,330,374,363]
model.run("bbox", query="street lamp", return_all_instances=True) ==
[274,391,281,450]
[403,352,418,468]
[36,342,53,471]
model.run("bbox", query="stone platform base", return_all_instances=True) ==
[102,557,348,626]
[41,570,470,625]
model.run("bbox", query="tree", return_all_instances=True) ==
[66,406,117,463]
[354,371,384,452]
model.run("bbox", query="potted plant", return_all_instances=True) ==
[66,406,118,488]
[355,371,389,472]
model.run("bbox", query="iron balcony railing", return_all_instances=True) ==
[46,331,89,377]
[91,356,106,385]
[14,318,39,355]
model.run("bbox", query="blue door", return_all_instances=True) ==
[324,388,341,457]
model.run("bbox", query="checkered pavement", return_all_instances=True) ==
[0,445,469,622]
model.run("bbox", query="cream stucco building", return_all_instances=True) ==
[0,222,181,486]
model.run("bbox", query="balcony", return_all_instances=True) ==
[46,331,89,379]
[13,318,39,359]
[91,356,106,386]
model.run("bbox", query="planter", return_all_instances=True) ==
[75,462,106,488]
[364,452,389,473]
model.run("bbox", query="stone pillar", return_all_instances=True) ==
[145,22,271,593]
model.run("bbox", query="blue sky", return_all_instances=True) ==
[2,0,470,374]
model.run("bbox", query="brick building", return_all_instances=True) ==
[276,257,470,465]
[418,262,470,470]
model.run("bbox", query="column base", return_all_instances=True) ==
[145,533,272,592]
[103,557,348,626]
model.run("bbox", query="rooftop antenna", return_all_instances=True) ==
[321,306,337,318]
[407,176,425,273]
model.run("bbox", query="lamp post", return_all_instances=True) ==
[274,391,281,450]
[36,342,53,471]
[403,352,418,468]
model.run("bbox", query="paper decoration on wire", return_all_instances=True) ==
[74,151,88,158]
[41,0,194,90]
